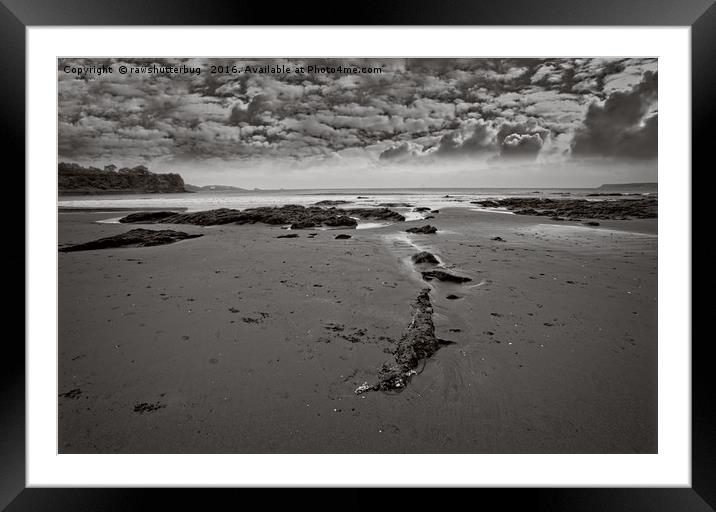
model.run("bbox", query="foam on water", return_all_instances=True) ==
[96,217,123,224]
[381,232,448,281]
[532,223,658,238]
[356,221,392,230]
[402,210,427,222]
[469,207,515,215]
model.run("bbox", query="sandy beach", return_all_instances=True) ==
[58,207,657,453]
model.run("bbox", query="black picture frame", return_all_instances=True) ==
[4,0,709,509]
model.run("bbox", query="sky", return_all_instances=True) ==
[58,58,658,188]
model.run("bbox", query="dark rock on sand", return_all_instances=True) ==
[355,289,444,393]
[120,205,351,228]
[421,270,472,283]
[411,251,439,265]
[133,402,165,414]
[321,216,358,227]
[446,294,461,300]
[406,225,437,234]
[431,210,440,213]
[289,221,317,229]
[335,234,352,240]
[471,197,657,219]
[584,221,601,226]
[120,208,249,226]
[120,206,405,230]
[277,234,299,238]
[344,208,405,222]
[492,236,505,242]
[414,207,431,212]
[59,228,203,252]
[119,211,179,223]
[59,388,82,399]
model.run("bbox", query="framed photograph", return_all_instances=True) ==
[6,0,709,508]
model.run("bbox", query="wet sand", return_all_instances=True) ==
[58,208,657,453]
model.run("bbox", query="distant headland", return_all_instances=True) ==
[597,182,657,191]
[58,163,187,195]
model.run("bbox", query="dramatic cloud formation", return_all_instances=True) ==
[572,71,658,159]
[58,57,658,185]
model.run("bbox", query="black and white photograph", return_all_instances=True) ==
[57,57,659,454]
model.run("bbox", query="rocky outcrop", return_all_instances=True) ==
[59,228,202,252]
[421,270,472,283]
[119,205,405,229]
[119,211,179,223]
[343,208,405,222]
[406,225,438,234]
[356,289,450,393]
[411,251,439,265]
[471,197,657,219]
[59,163,187,194]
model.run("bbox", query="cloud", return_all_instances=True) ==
[57,57,658,171]
[379,142,415,161]
[435,121,497,157]
[571,71,657,159]
[500,133,544,158]
[493,120,549,160]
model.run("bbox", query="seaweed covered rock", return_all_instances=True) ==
[377,202,413,208]
[290,220,317,229]
[119,205,405,228]
[120,208,246,226]
[411,251,439,265]
[59,228,202,252]
[119,211,179,223]
[405,225,437,234]
[470,197,657,219]
[344,208,405,222]
[355,289,449,393]
[421,270,472,283]
[323,215,358,227]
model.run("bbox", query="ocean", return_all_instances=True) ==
[57,186,657,217]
